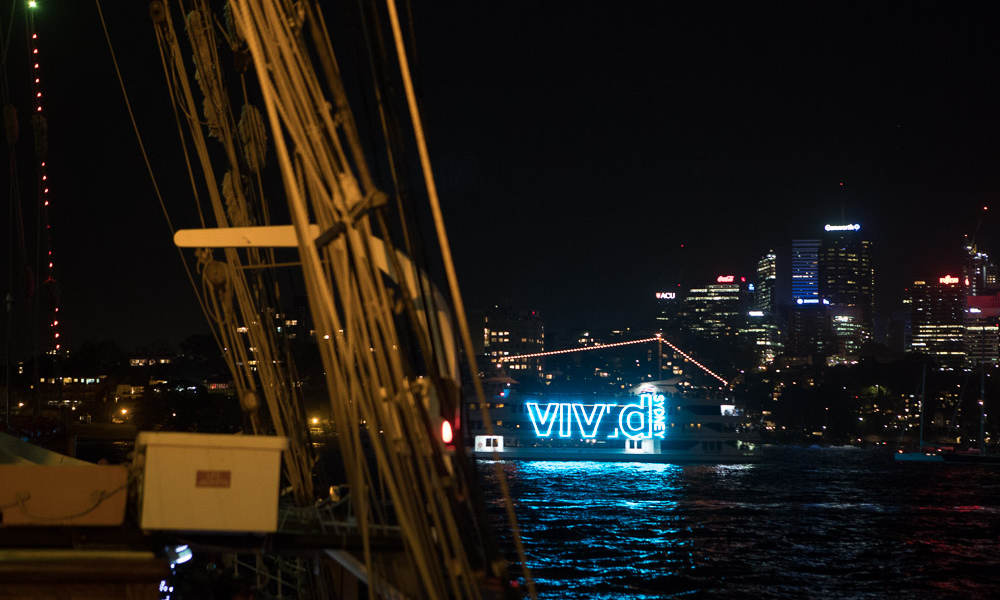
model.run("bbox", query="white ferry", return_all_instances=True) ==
[468,379,757,463]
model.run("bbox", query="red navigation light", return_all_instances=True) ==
[740,276,746,283]
[441,420,453,444]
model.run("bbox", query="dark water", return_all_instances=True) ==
[479,447,1000,599]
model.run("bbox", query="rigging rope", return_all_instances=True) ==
[228,1,517,596]
[93,0,221,356]
[382,1,538,596]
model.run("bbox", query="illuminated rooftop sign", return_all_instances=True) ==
[655,292,676,300]
[526,392,667,441]
[716,275,735,283]
[747,310,765,317]
[824,224,861,231]
[939,275,960,285]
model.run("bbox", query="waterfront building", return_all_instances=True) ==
[791,239,821,303]
[482,306,545,375]
[907,277,966,370]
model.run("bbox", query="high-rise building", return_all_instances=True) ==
[908,277,966,370]
[653,289,682,330]
[787,301,830,359]
[819,223,874,344]
[680,277,752,340]
[742,309,783,368]
[482,306,545,375]
[755,250,777,314]
[965,293,1000,367]
[791,239,820,303]
[827,306,864,366]
[963,241,998,296]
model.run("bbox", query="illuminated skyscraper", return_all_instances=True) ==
[819,224,874,338]
[653,289,682,330]
[963,241,998,296]
[743,310,782,368]
[965,293,1000,367]
[755,249,777,314]
[908,277,966,370]
[680,277,752,340]
[791,240,820,303]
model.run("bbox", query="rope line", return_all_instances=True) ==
[498,336,730,386]
[1,484,125,521]
[94,0,219,353]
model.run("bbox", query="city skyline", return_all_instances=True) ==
[3,2,1000,350]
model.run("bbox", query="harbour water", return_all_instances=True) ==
[480,447,1000,599]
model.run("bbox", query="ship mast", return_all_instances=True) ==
[136,0,534,596]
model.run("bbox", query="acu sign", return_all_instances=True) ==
[526,393,668,441]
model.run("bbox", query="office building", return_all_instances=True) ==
[680,277,752,340]
[653,289,682,330]
[965,293,1000,367]
[755,250,777,314]
[742,309,782,368]
[791,239,820,303]
[482,306,545,375]
[907,277,966,370]
[787,301,830,359]
[963,241,999,297]
[819,223,874,343]
[827,306,863,366]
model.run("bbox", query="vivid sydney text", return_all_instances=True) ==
[526,393,667,440]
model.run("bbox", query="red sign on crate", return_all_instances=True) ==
[196,470,231,488]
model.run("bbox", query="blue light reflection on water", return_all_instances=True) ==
[479,449,1000,599]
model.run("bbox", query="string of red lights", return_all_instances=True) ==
[27,7,60,354]
[497,336,729,386]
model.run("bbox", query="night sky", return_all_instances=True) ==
[6,1,1000,350]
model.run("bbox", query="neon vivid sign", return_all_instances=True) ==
[939,275,960,285]
[716,275,735,283]
[824,223,861,231]
[526,393,668,440]
[655,292,677,299]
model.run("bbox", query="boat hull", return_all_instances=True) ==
[472,446,758,464]
[894,452,944,463]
